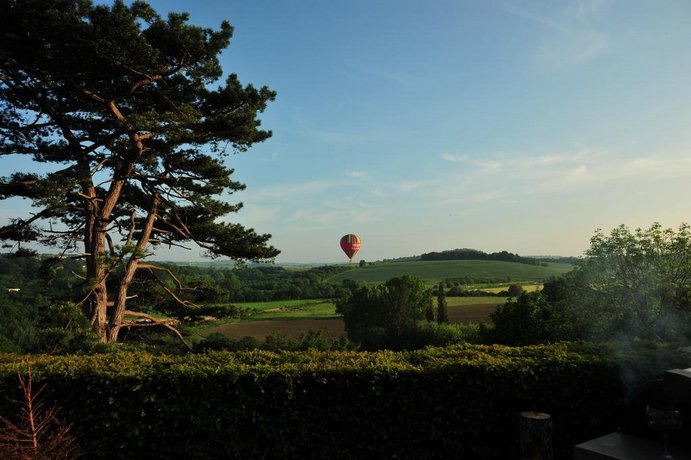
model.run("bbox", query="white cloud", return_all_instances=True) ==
[441,153,502,174]
[289,204,377,230]
[236,205,282,224]
[503,2,608,68]
[566,0,610,22]
[617,156,691,181]
[249,180,350,200]
[438,190,506,206]
[347,170,370,180]
[436,146,691,200]
[395,180,431,192]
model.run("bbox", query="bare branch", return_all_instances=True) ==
[138,263,196,309]
[122,310,191,350]
[125,209,137,246]
[105,233,115,256]
[81,88,105,103]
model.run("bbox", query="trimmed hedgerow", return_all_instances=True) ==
[0,343,624,459]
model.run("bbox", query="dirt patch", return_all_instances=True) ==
[204,318,346,340]
[204,304,497,340]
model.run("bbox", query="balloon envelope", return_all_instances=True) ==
[340,234,362,260]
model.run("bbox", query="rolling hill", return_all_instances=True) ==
[328,259,573,286]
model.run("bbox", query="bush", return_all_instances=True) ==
[193,333,261,352]
[507,284,524,297]
[0,343,627,459]
[336,276,433,349]
[485,292,576,346]
[194,331,355,353]
[394,322,482,349]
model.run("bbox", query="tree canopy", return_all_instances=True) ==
[568,223,691,340]
[485,222,691,345]
[336,275,433,349]
[0,0,279,343]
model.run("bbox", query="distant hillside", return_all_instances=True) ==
[419,248,544,266]
[328,259,573,286]
[532,255,581,265]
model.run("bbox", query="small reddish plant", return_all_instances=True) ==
[0,364,80,459]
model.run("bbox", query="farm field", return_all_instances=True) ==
[328,260,572,285]
[481,283,542,293]
[201,296,507,340]
[231,299,338,320]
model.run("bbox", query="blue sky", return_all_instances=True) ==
[4,0,691,263]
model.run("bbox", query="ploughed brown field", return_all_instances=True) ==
[204,303,498,340]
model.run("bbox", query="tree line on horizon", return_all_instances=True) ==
[418,248,579,265]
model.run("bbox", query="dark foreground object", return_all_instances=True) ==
[574,431,691,460]
[520,411,553,460]
[0,344,624,459]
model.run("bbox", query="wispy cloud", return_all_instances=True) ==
[439,147,691,199]
[290,107,387,145]
[347,170,371,180]
[236,205,282,224]
[395,180,431,192]
[286,198,378,231]
[294,127,376,144]
[348,61,422,86]
[566,0,610,22]
[438,190,506,207]
[250,180,351,200]
[443,148,600,173]
[441,153,502,174]
[503,1,609,68]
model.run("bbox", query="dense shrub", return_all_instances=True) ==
[194,331,354,353]
[485,292,576,346]
[0,343,631,459]
[394,322,482,349]
[336,275,433,349]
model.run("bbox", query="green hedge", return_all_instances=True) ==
[0,344,624,459]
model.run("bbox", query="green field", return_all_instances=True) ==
[199,296,509,340]
[193,261,549,342]
[328,260,572,285]
[235,299,338,320]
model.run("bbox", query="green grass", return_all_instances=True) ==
[445,296,505,307]
[197,296,507,340]
[481,283,543,293]
[185,299,338,341]
[328,260,572,285]
[234,299,338,320]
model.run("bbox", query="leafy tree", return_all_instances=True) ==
[336,275,432,349]
[0,1,279,343]
[507,284,524,297]
[486,291,574,346]
[30,302,99,354]
[564,223,691,341]
[436,282,448,323]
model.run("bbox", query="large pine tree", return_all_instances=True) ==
[0,0,279,343]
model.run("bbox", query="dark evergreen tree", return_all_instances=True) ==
[436,282,448,324]
[0,0,279,343]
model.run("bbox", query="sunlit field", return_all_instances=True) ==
[201,295,509,339]
[328,260,571,286]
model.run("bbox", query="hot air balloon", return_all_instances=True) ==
[340,234,362,262]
